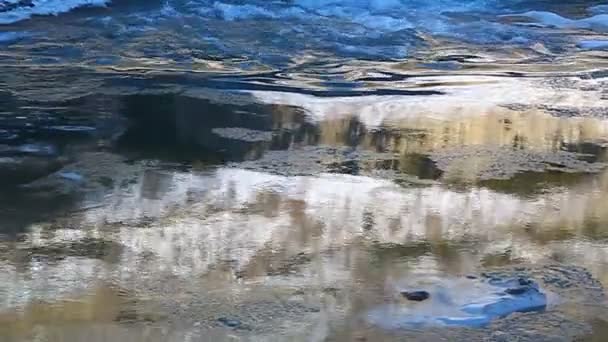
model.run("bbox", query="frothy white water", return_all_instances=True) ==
[208,0,497,31]
[0,0,110,24]
[2,1,608,62]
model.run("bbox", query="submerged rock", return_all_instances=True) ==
[367,273,548,329]
[367,265,604,332]
[401,291,430,302]
[217,317,245,329]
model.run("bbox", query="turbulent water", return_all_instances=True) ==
[1,1,608,341]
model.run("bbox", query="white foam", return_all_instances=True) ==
[205,0,496,32]
[0,0,110,24]
[247,75,608,128]
[76,0,576,59]
[213,2,277,21]
[295,0,401,11]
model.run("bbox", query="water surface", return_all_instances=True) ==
[1,1,608,341]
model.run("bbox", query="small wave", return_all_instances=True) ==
[4,0,608,64]
[503,11,608,33]
[0,0,110,24]
[578,40,608,50]
[213,2,277,21]
[589,5,608,15]
[0,31,27,42]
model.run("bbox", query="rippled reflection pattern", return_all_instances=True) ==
[1,0,608,341]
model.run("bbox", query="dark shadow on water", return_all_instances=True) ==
[0,188,77,237]
[115,93,318,163]
[561,142,608,163]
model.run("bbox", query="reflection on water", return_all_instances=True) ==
[3,0,608,339]
[0,76,607,340]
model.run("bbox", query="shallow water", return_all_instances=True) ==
[1,1,608,341]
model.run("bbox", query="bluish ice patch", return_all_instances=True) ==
[366,274,547,329]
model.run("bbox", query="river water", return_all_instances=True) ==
[1,1,608,341]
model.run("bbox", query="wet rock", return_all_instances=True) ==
[505,287,528,295]
[371,264,602,334]
[367,270,549,329]
[401,290,430,302]
[518,277,533,286]
[217,317,244,329]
